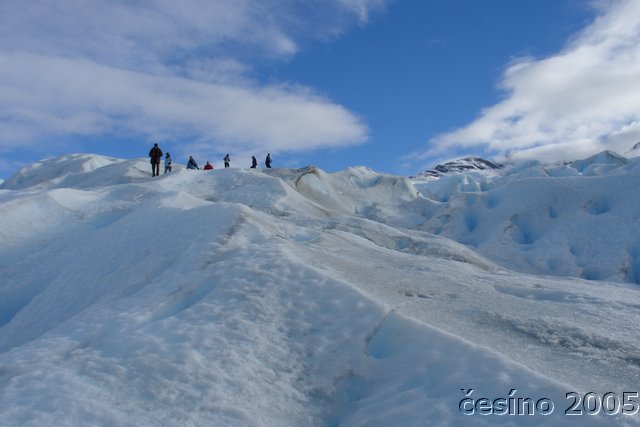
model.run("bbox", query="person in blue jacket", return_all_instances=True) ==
[187,156,199,170]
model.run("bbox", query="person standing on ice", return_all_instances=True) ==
[164,152,173,174]
[250,156,257,168]
[224,154,231,168]
[148,143,163,176]
[203,161,214,170]
[265,153,272,168]
[186,156,199,170]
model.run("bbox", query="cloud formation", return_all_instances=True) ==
[423,0,640,163]
[0,0,385,158]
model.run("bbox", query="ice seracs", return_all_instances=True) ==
[569,149,629,175]
[412,149,640,285]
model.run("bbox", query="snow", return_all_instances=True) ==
[1,153,639,426]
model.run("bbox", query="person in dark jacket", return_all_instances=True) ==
[187,156,199,170]
[250,156,257,168]
[149,143,163,176]
[203,161,214,170]
[164,152,173,174]
[224,154,231,168]
[265,153,272,168]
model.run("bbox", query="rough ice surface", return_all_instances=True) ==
[1,153,639,426]
[413,150,640,285]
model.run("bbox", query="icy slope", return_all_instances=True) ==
[1,154,129,190]
[1,155,638,426]
[413,150,640,284]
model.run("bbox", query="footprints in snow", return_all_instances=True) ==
[402,291,431,299]
[399,290,458,300]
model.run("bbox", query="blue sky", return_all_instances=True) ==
[1,0,639,179]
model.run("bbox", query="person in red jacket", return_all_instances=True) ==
[203,161,214,170]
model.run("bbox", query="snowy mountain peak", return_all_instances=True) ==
[412,156,503,181]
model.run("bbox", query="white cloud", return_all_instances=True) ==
[423,0,640,163]
[0,0,385,158]
[0,53,367,153]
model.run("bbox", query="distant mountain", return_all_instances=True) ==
[412,157,503,181]
[626,141,640,157]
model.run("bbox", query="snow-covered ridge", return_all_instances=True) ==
[1,153,638,426]
[1,153,146,190]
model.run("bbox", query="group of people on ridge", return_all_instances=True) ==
[149,144,272,176]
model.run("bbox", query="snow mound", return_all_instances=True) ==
[269,166,420,220]
[0,154,161,190]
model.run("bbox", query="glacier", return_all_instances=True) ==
[1,153,639,426]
